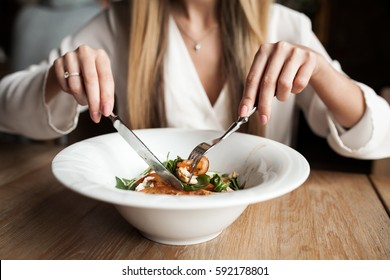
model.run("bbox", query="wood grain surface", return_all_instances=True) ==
[0,142,389,260]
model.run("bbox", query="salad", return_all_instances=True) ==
[115,156,242,195]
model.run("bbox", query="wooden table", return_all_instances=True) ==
[0,141,389,260]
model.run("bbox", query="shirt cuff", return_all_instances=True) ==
[326,107,373,152]
[326,82,390,159]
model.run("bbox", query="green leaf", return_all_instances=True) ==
[163,156,183,174]
[182,174,210,191]
[229,176,241,190]
[115,176,127,190]
[115,176,138,190]
[221,173,242,191]
[210,174,230,192]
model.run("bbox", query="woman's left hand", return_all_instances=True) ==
[239,41,321,124]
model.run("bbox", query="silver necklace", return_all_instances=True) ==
[176,23,217,52]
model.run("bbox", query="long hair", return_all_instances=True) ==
[126,0,271,135]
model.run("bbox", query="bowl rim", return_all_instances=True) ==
[52,129,310,210]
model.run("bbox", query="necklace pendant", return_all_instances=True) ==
[194,42,201,52]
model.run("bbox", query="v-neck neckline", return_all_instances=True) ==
[170,16,225,110]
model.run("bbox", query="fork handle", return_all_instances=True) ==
[219,120,242,141]
[218,107,257,141]
[108,113,119,123]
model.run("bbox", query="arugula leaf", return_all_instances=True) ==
[182,174,210,191]
[210,174,230,192]
[115,176,137,190]
[221,174,242,191]
[115,176,126,190]
[229,176,241,190]
[163,156,183,174]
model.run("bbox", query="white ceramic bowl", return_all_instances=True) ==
[52,129,309,245]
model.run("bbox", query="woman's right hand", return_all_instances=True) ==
[46,44,114,123]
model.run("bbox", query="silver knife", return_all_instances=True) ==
[108,113,183,190]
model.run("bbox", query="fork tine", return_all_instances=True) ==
[188,152,197,161]
[187,142,211,180]
[188,154,202,183]
[188,145,204,161]
[189,154,201,172]
[186,108,257,184]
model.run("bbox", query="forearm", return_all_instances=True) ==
[0,65,80,139]
[310,55,366,128]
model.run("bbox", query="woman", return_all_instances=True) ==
[0,0,389,159]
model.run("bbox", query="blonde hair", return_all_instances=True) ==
[127,0,271,135]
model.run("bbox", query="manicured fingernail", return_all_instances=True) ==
[259,114,268,125]
[239,105,248,117]
[91,111,101,123]
[102,103,112,117]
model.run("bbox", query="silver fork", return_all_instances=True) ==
[187,107,257,178]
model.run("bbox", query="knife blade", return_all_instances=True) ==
[108,114,183,190]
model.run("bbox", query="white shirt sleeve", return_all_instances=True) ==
[326,82,390,159]
[0,6,121,140]
[273,4,390,159]
[0,61,80,140]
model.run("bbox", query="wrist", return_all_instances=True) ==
[309,53,331,86]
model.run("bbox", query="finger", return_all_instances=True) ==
[239,44,270,117]
[257,42,289,123]
[63,51,87,105]
[292,53,316,94]
[275,48,303,101]
[77,45,101,123]
[95,49,114,117]
[53,57,69,92]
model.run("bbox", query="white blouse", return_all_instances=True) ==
[0,2,389,160]
[165,16,233,131]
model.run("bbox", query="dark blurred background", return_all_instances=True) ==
[0,0,389,174]
[278,0,390,174]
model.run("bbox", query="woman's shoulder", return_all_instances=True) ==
[109,0,130,15]
[268,3,313,43]
[106,0,130,34]
[270,3,309,20]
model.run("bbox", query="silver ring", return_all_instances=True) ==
[64,71,81,79]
